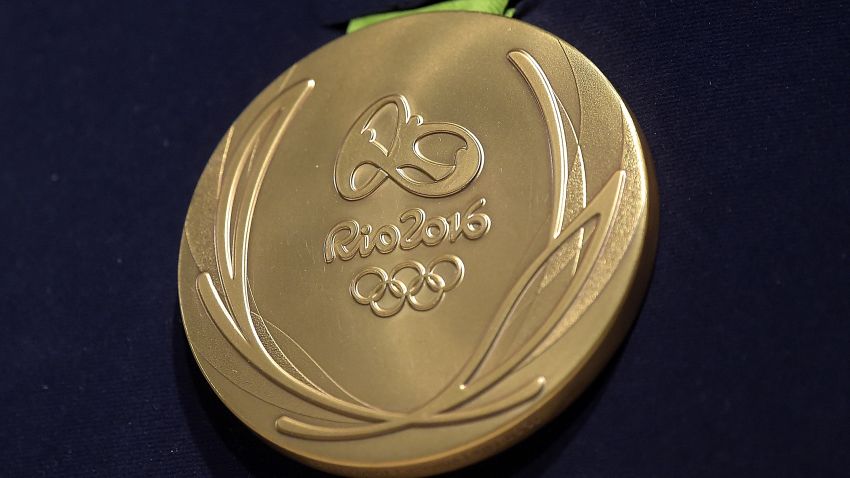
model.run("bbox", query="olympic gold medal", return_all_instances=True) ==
[178,12,657,476]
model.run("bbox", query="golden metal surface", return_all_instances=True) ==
[178,12,657,476]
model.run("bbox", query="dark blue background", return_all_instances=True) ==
[1,1,848,476]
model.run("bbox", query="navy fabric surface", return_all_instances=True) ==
[1,1,849,476]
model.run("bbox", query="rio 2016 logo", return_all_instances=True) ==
[334,94,484,200]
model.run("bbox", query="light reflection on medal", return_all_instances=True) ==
[179,11,657,476]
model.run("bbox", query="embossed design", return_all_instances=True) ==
[193,48,627,442]
[508,47,587,293]
[350,255,465,317]
[323,198,491,262]
[334,94,484,200]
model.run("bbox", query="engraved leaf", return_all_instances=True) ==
[197,76,397,424]
[462,171,625,386]
[474,221,597,377]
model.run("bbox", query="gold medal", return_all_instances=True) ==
[178,11,657,476]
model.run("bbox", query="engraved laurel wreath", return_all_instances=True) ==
[194,50,625,440]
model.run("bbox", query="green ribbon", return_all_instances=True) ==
[347,0,514,33]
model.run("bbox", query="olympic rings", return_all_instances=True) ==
[349,255,465,317]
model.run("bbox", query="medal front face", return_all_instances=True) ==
[178,12,656,476]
